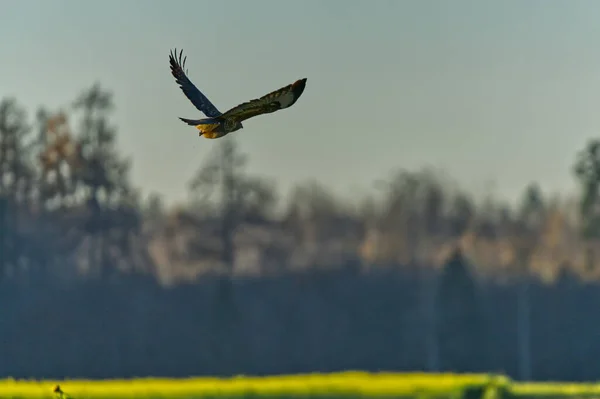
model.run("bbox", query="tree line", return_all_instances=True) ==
[3,84,600,380]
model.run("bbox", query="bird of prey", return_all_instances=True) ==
[169,49,307,139]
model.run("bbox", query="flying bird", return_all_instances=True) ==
[169,48,307,139]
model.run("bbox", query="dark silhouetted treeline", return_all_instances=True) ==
[2,85,600,381]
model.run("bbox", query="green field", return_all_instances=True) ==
[1,372,597,399]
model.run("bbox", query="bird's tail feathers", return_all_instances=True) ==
[179,117,215,126]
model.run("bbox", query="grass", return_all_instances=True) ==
[0,372,596,399]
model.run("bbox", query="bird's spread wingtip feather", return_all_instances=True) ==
[291,78,307,98]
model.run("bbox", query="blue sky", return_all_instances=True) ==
[3,0,600,206]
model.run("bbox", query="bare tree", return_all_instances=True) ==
[188,137,278,270]
[374,168,450,265]
[187,137,278,371]
[0,98,36,279]
[70,84,141,279]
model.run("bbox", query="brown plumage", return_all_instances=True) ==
[169,48,307,139]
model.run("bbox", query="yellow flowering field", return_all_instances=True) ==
[0,372,595,399]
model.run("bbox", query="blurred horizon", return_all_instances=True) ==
[6,0,600,207]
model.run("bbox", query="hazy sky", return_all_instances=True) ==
[3,0,600,206]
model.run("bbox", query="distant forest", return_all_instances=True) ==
[2,84,600,381]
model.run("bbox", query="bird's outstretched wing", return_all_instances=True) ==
[220,78,307,123]
[169,49,222,118]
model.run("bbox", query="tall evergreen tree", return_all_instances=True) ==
[436,248,487,371]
